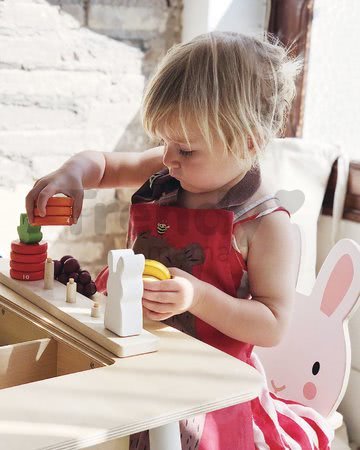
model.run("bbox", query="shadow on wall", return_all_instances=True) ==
[0,0,181,277]
[46,0,183,77]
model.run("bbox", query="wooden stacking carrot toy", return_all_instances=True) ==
[10,213,48,281]
[10,196,74,281]
[32,196,74,226]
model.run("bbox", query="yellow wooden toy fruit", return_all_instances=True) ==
[143,259,171,281]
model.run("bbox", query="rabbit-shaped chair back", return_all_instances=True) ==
[254,238,360,418]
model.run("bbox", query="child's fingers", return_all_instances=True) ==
[25,180,49,223]
[143,278,177,291]
[36,186,62,218]
[71,189,84,223]
[143,305,172,322]
[142,298,173,314]
[143,289,177,303]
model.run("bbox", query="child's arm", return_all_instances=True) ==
[88,145,166,189]
[26,146,165,223]
[189,212,298,347]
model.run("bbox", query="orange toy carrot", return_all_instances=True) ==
[34,206,72,217]
[37,196,74,207]
[32,216,74,226]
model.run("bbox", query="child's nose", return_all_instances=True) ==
[163,145,180,169]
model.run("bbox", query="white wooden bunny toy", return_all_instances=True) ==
[254,238,360,419]
[104,249,145,337]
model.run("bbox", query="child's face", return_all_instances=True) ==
[159,125,246,195]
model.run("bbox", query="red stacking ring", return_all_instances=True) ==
[10,252,47,264]
[11,240,48,255]
[10,269,44,281]
[10,260,46,272]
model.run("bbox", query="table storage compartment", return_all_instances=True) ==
[0,306,104,390]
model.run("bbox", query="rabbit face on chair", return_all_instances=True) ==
[255,239,360,418]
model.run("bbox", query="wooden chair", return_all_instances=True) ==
[254,237,360,433]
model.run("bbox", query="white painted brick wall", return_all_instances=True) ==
[0,0,182,277]
[0,0,146,276]
[88,0,180,41]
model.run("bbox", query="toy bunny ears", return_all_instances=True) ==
[314,238,360,323]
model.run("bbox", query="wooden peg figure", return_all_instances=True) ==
[91,302,101,318]
[66,277,77,303]
[44,258,54,289]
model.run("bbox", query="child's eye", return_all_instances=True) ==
[179,149,193,157]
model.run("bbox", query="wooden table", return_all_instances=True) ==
[0,282,263,450]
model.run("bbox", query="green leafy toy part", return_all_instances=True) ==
[17,213,43,244]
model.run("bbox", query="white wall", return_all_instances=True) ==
[303,0,360,161]
[0,0,144,275]
[306,3,360,442]
[182,0,269,42]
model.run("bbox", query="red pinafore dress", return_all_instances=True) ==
[95,169,334,450]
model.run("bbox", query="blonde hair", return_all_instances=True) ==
[141,31,302,172]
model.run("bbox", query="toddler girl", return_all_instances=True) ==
[26,32,334,449]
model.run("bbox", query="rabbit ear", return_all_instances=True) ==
[117,253,145,280]
[315,239,360,321]
[108,249,134,273]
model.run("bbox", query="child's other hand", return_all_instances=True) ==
[25,168,84,225]
[142,267,207,321]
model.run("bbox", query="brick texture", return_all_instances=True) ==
[0,0,182,277]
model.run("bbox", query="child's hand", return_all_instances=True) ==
[142,267,207,321]
[26,167,84,225]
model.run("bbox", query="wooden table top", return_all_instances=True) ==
[0,282,263,450]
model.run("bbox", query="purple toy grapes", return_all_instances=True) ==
[84,281,97,297]
[57,273,69,285]
[63,258,80,275]
[78,270,91,285]
[53,260,62,277]
[60,255,73,265]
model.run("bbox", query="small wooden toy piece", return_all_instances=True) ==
[10,238,47,282]
[11,240,48,255]
[17,213,43,244]
[33,195,74,226]
[143,259,171,280]
[34,206,72,216]
[105,249,145,337]
[66,277,77,303]
[44,258,54,290]
[91,301,101,318]
[10,269,45,281]
[44,196,74,207]
[10,261,45,272]
[10,251,47,264]
[32,216,74,226]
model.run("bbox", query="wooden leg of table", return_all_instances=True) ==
[149,422,182,450]
[117,436,130,450]
[86,435,129,449]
